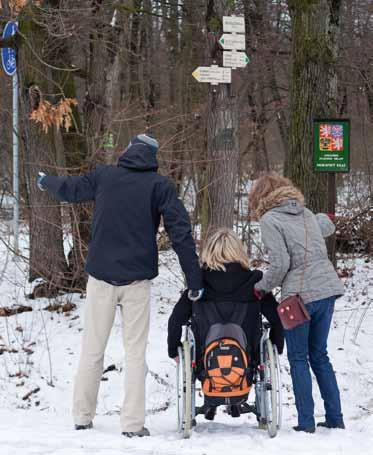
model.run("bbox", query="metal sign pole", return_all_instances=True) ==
[12,70,19,255]
[2,21,19,256]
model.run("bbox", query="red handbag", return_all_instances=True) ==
[277,213,311,330]
[277,294,310,330]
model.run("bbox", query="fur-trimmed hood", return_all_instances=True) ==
[255,185,305,219]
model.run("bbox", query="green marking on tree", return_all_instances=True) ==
[103,132,115,149]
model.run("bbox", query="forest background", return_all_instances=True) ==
[0,0,372,297]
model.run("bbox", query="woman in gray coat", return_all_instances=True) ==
[249,173,345,433]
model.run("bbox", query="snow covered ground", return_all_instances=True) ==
[0,229,373,455]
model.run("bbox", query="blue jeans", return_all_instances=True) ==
[284,297,343,429]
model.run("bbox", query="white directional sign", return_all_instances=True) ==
[192,65,231,85]
[223,51,249,69]
[219,33,245,50]
[223,16,245,34]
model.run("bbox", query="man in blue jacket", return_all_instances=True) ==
[38,134,203,437]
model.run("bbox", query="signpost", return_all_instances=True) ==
[192,15,248,84]
[218,33,245,51]
[1,22,17,77]
[222,16,245,34]
[1,21,19,256]
[192,65,232,85]
[223,51,249,69]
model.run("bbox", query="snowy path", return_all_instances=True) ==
[1,408,372,455]
[1,248,373,454]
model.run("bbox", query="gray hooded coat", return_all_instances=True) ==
[255,199,344,304]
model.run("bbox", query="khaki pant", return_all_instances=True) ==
[73,275,151,432]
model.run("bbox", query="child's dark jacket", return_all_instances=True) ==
[167,263,284,362]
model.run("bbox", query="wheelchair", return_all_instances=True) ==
[176,320,282,439]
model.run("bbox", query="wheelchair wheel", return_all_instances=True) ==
[263,338,279,438]
[273,345,283,430]
[176,340,193,439]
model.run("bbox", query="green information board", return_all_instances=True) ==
[313,119,350,172]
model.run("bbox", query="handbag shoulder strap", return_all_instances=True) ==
[299,211,308,295]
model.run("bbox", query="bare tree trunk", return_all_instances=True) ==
[141,0,156,128]
[243,0,288,175]
[128,0,142,103]
[269,57,289,159]
[18,5,69,293]
[247,83,269,175]
[84,1,118,160]
[1,0,11,17]
[206,92,239,230]
[286,0,342,213]
[54,53,91,292]
[244,0,271,176]
[203,0,239,234]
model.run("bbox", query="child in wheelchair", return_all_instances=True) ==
[168,228,284,422]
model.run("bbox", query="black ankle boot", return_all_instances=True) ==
[75,422,93,430]
[204,406,217,421]
[293,425,315,434]
[317,421,345,429]
[227,405,241,418]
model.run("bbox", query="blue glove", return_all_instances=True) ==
[37,172,46,191]
[188,289,204,301]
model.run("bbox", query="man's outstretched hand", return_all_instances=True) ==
[37,172,46,191]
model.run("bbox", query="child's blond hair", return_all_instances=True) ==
[201,228,249,272]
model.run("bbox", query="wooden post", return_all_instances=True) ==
[327,172,337,266]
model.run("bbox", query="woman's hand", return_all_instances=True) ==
[173,356,180,364]
[254,288,264,301]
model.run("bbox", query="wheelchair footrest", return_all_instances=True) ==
[195,405,217,420]
[240,403,257,415]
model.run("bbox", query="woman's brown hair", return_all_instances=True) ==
[248,173,304,219]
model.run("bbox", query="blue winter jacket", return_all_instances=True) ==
[41,144,202,289]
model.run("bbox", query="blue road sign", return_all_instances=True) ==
[1,21,17,76]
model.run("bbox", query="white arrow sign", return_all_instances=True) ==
[223,16,245,34]
[219,33,245,50]
[223,51,250,68]
[192,65,231,85]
